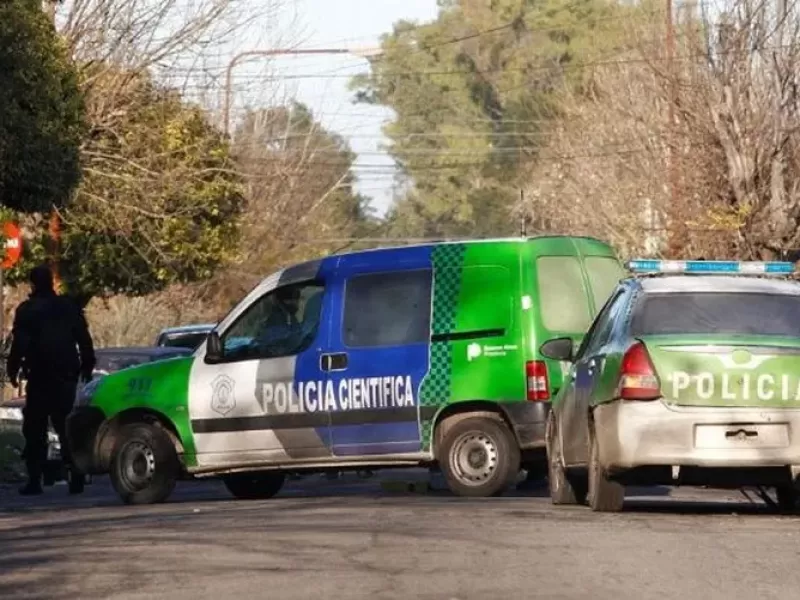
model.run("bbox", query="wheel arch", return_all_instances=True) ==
[431,400,516,461]
[95,408,185,473]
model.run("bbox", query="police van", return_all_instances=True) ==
[66,236,624,504]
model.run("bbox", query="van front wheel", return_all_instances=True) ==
[439,416,520,497]
[110,423,179,505]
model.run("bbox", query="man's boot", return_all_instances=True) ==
[67,465,85,495]
[19,469,43,496]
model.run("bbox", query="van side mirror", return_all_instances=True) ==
[205,331,223,363]
[540,337,574,362]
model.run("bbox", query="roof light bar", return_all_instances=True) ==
[626,259,795,276]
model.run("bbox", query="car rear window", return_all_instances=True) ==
[536,256,592,332]
[631,292,800,336]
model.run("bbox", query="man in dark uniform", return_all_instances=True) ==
[6,265,96,495]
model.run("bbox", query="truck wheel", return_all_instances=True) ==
[223,472,286,500]
[546,412,587,505]
[587,423,624,512]
[439,415,520,497]
[110,423,179,505]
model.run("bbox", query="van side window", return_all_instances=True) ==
[536,256,592,332]
[343,270,432,347]
[221,281,325,361]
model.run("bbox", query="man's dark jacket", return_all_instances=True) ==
[6,291,96,383]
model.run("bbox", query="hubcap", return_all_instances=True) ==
[450,431,498,486]
[121,441,156,490]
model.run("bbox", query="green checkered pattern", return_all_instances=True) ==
[419,243,467,450]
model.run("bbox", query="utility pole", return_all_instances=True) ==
[223,46,383,137]
[42,0,62,290]
[665,0,681,256]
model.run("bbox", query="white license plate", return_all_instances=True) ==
[47,443,62,460]
[694,423,790,449]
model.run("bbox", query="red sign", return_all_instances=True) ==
[2,222,22,269]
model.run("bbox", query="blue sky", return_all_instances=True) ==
[233,0,440,217]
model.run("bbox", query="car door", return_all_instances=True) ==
[188,276,335,468]
[560,287,627,466]
[324,250,433,457]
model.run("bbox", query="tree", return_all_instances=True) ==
[522,0,800,261]
[352,0,642,238]
[55,71,245,300]
[0,0,84,213]
[198,102,374,309]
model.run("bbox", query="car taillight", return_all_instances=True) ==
[617,342,660,400]
[526,360,550,401]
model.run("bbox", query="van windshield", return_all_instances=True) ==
[536,255,624,333]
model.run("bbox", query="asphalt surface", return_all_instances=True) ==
[2,473,800,600]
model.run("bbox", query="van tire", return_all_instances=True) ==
[223,472,286,500]
[546,412,587,505]
[110,423,179,505]
[439,415,520,497]
[587,423,624,512]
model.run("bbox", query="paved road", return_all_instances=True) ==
[2,474,800,600]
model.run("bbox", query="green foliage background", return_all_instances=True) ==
[0,0,85,214]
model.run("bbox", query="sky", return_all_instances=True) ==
[231,0,440,217]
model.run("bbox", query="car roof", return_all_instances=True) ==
[158,324,215,335]
[329,234,613,258]
[637,275,800,296]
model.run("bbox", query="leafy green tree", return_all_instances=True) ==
[0,0,84,213]
[43,71,245,301]
[353,0,643,238]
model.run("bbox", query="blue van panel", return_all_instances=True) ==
[326,245,434,457]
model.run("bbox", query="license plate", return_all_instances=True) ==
[47,443,62,460]
[694,423,789,449]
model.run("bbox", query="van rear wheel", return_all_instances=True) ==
[223,472,286,500]
[439,415,520,497]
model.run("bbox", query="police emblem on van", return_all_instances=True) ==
[210,374,236,416]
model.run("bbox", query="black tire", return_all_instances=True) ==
[587,422,624,512]
[110,423,179,505]
[546,411,587,505]
[438,415,520,497]
[776,486,798,512]
[223,472,286,500]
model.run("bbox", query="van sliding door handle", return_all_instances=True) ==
[320,353,348,372]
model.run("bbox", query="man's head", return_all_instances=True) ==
[275,286,301,314]
[29,264,55,295]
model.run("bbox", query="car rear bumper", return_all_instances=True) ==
[595,400,800,471]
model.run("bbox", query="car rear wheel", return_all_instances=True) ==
[439,415,520,497]
[588,422,624,512]
[223,472,286,500]
[776,486,798,512]
[110,423,179,505]
[546,412,587,505]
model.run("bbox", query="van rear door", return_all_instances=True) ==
[530,240,625,394]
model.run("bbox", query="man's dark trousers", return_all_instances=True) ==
[22,375,80,485]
